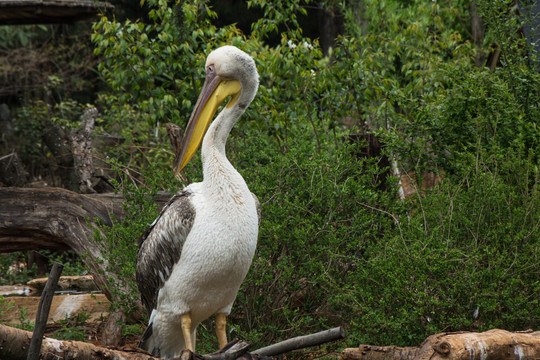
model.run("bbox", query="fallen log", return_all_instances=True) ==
[0,323,162,360]
[0,186,170,298]
[341,329,540,360]
[0,325,270,360]
[0,187,121,300]
[0,323,348,360]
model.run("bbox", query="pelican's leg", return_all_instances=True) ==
[181,313,194,352]
[215,313,228,349]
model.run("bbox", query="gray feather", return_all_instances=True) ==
[136,190,195,316]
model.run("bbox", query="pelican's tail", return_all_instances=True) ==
[138,322,156,354]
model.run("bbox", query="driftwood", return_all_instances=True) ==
[0,323,160,360]
[341,329,540,360]
[253,326,345,356]
[0,186,167,344]
[26,262,63,360]
[0,186,170,299]
[0,325,253,360]
[0,324,345,360]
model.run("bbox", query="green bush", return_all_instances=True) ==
[343,160,538,346]
[230,132,400,347]
[87,0,540,352]
[229,129,539,350]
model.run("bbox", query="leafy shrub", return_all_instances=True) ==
[0,296,15,318]
[340,158,538,346]
[52,313,92,342]
[89,0,540,352]
[225,131,401,347]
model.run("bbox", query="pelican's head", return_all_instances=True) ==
[173,46,259,177]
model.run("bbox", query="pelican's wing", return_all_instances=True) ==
[136,190,195,315]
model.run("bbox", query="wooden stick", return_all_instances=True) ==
[252,326,346,357]
[26,261,63,360]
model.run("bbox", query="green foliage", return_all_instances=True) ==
[92,0,242,128]
[51,313,92,342]
[232,133,402,347]
[41,250,88,276]
[122,323,144,338]
[0,296,15,318]
[14,307,35,331]
[0,253,36,285]
[340,160,539,346]
[88,0,539,351]
[0,25,49,49]
[247,0,309,40]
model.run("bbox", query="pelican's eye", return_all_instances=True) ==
[206,65,215,74]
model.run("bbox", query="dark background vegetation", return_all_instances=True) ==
[1,0,539,356]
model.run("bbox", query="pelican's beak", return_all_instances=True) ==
[173,71,242,178]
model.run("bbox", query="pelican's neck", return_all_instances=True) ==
[201,105,248,198]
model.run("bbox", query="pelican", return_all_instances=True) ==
[136,45,260,358]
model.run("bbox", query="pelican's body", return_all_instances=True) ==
[136,46,260,358]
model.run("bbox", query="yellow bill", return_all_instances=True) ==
[173,72,242,178]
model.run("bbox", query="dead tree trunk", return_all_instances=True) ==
[71,107,99,194]
[42,125,79,192]
[41,107,114,192]
[0,323,160,360]
[0,187,170,300]
[470,2,486,67]
[0,186,171,344]
[342,329,540,360]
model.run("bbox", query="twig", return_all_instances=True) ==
[252,327,346,357]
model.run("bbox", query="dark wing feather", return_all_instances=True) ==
[136,190,195,315]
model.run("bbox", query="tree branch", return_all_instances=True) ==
[0,186,170,301]
[252,327,346,356]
